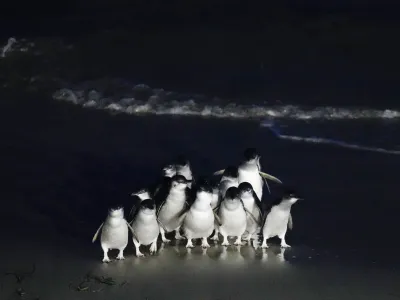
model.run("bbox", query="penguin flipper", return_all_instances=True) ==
[92,223,104,243]
[241,201,261,226]
[288,213,293,230]
[157,217,168,232]
[213,211,222,226]
[259,171,283,184]
[126,221,139,241]
[213,169,225,176]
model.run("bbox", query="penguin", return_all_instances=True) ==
[218,165,239,199]
[210,180,220,210]
[92,206,135,263]
[131,188,151,201]
[163,164,176,178]
[238,182,263,244]
[129,188,152,220]
[217,186,259,246]
[213,148,283,201]
[174,155,194,188]
[210,166,239,241]
[155,174,191,243]
[260,188,303,248]
[130,199,160,257]
[181,181,220,248]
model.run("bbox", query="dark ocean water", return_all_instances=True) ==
[1,26,400,299]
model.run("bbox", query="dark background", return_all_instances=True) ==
[1,1,399,37]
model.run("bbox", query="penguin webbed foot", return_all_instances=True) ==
[201,238,211,248]
[261,240,269,249]
[211,234,219,241]
[149,242,158,254]
[280,242,291,248]
[185,239,194,248]
[136,251,145,257]
[162,237,171,243]
[234,237,243,246]
[174,230,185,240]
[102,257,111,263]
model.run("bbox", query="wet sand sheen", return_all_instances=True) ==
[1,96,400,299]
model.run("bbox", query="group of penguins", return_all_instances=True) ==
[92,148,303,263]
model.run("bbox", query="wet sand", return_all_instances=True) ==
[1,95,400,299]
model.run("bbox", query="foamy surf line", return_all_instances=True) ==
[262,123,400,155]
[52,85,400,121]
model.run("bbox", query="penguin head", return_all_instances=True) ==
[225,186,240,201]
[238,182,254,196]
[131,188,151,200]
[210,180,220,194]
[109,206,124,218]
[139,199,156,214]
[174,154,190,167]
[222,165,239,179]
[243,148,261,167]
[223,187,241,210]
[196,178,213,195]
[171,174,189,190]
[162,164,176,177]
[281,187,303,204]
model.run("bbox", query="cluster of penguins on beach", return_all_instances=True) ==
[92,148,303,263]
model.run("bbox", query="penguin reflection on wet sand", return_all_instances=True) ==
[181,181,218,248]
[261,188,303,248]
[155,174,191,243]
[92,206,135,263]
[130,199,160,257]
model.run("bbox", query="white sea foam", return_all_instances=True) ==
[52,84,400,121]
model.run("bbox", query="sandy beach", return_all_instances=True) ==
[1,94,400,299]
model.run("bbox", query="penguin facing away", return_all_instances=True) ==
[92,206,136,263]
[130,199,160,257]
[261,188,303,248]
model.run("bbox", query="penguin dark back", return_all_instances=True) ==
[223,165,239,178]
[171,174,189,185]
[243,148,259,160]
[238,182,253,193]
[140,199,156,210]
[174,154,189,167]
[195,177,213,194]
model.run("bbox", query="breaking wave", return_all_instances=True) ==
[52,83,400,121]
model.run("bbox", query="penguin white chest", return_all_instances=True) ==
[238,170,263,200]
[184,209,214,238]
[263,208,290,237]
[219,207,247,236]
[101,221,128,249]
[132,214,160,245]
[158,193,186,231]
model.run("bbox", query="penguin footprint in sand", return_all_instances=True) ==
[92,206,135,263]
